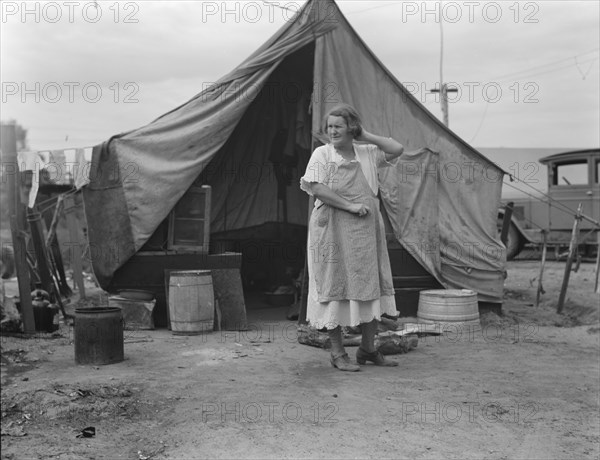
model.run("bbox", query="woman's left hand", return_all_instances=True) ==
[349,202,370,217]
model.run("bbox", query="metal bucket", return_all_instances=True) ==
[168,270,214,335]
[74,307,124,365]
[417,289,481,331]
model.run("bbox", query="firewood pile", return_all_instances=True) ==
[297,317,420,355]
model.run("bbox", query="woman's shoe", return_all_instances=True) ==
[330,353,360,372]
[356,347,399,366]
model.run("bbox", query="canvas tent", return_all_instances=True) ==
[83,0,507,305]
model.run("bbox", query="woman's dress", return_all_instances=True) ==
[300,143,397,329]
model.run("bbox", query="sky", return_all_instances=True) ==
[1,0,599,153]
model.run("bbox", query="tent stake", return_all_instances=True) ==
[557,203,582,314]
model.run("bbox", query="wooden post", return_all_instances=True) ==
[45,195,63,248]
[535,230,547,307]
[1,122,36,334]
[63,194,86,298]
[10,217,37,333]
[557,204,582,314]
[594,231,600,295]
[27,209,55,297]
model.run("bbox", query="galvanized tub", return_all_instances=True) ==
[417,289,481,331]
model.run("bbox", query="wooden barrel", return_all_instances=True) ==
[74,307,124,365]
[168,270,214,335]
[417,289,480,330]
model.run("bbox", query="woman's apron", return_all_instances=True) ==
[308,158,395,303]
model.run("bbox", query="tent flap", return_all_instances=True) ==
[82,142,137,288]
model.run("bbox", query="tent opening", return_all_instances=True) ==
[205,43,315,301]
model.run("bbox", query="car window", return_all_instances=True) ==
[553,160,588,186]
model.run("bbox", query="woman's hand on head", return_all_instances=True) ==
[353,127,369,143]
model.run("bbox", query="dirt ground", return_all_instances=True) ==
[1,260,599,460]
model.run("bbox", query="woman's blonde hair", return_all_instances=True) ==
[323,103,363,138]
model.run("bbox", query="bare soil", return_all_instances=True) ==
[1,261,599,460]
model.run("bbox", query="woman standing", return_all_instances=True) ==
[300,103,431,371]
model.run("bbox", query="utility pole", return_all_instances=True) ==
[430,84,457,127]
[429,15,457,127]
